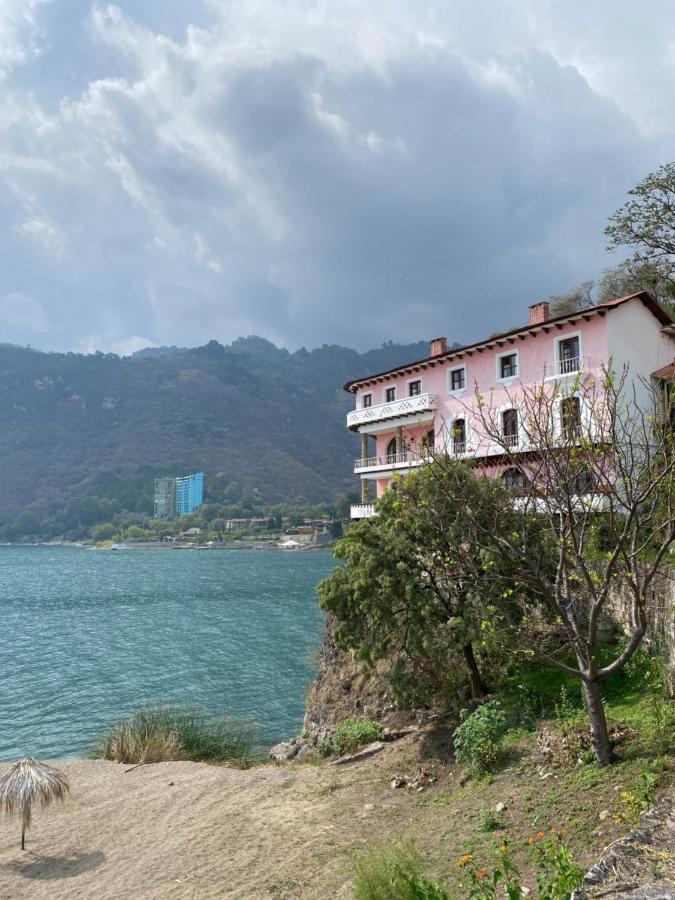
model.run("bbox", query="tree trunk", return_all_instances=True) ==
[582,679,614,766]
[463,643,487,699]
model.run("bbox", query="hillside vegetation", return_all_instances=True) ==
[0,336,428,540]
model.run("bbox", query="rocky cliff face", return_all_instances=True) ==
[303,615,395,736]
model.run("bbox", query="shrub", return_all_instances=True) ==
[453,700,508,775]
[352,841,448,900]
[90,706,257,764]
[317,718,382,757]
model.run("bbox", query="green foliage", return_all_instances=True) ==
[352,841,448,900]
[317,718,382,757]
[90,705,257,765]
[477,806,508,833]
[462,833,582,900]
[318,460,523,704]
[453,700,508,775]
[534,833,584,900]
[91,522,117,542]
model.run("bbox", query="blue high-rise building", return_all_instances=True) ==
[175,472,204,516]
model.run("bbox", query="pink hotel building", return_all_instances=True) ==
[345,292,675,519]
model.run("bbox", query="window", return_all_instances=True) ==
[452,418,466,455]
[561,396,581,439]
[558,335,581,374]
[362,393,372,408]
[501,467,527,490]
[499,353,518,380]
[408,380,422,397]
[385,437,397,462]
[502,409,518,447]
[385,386,396,402]
[449,366,466,392]
[422,429,435,453]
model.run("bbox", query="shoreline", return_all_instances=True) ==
[0,539,335,552]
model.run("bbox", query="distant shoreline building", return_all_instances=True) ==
[154,471,204,519]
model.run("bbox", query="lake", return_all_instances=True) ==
[0,546,337,759]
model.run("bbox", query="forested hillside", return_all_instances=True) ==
[0,336,429,539]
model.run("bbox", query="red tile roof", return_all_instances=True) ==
[344,291,672,392]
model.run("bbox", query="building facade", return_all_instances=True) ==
[154,471,204,518]
[175,472,204,516]
[153,476,177,520]
[344,292,675,518]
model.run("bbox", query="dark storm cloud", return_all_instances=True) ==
[0,1,673,353]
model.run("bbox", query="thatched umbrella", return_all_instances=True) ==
[0,757,70,849]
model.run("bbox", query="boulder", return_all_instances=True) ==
[269,740,298,762]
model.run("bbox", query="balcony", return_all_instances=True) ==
[544,356,590,379]
[350,504,377,519]
[347,392,438,430]
[353,449,432,474]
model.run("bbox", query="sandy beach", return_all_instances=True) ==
[0,741,429,900]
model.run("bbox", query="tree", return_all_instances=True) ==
[606,163,675,271]
[464,366,675,765]
[596,259,675,312]
[317,462,522,702]
[548,281,594,317]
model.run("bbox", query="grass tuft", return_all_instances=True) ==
[90,706,257,765]
[352,840,448,900]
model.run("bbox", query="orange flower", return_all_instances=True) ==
[476,870,489,880]
[499,844,508,854]
[537,831,545,841]
[528,836,535,846]
[457,854,474,869]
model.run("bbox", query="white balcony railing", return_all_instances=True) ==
[350,504,377,519]
[347,392,438,429]
[353,449,433,473]
[544,356,590,378]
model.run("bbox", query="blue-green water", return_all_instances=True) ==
[0,546,336,759]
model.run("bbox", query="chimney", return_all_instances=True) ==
[430,336,447,357]
[529,301,550,326]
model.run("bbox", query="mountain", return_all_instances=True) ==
[0,336,432,537]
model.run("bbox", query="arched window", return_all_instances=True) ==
[385,437,398,463]
[561,396,581,440]
[422,429,435,455]
[452,419,466,455]
[501,467,527,490]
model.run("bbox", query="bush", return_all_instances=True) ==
[453,700,507,774]
[317,718,382,757]
[352,841,448,900]
[90,706,257,765]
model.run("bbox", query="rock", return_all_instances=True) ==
[599,809,611,821]
[391,776,406,789]
[495,801,507,813]
[269,740,298,762]
[333,741,386,765]
[363,803,375,811]
[383,725,418,742]
[293,744,314,764]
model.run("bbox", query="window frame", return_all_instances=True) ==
[385,385,397,403]
[554,330,583,376]
[406,378,423,397]
[496,349,519,383]
[362,392,373,408]
[448,364,467,394]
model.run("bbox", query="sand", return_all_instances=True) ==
[0,743,427,899]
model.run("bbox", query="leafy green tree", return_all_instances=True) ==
[318,462,521,701]
[91,523,116,541]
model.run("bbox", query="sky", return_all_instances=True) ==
[1,1,674,355]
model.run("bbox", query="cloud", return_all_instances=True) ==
[0,1,673,354]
